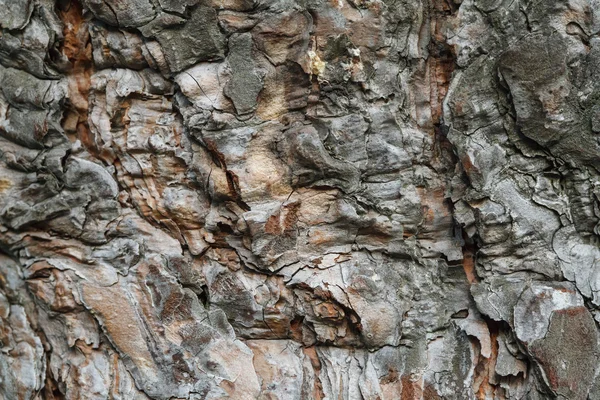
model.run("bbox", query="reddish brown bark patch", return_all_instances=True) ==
[529,307,599,399]
[58,0,95,151]
[401,374,423,400]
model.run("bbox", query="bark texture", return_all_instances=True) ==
[1,0,600,399]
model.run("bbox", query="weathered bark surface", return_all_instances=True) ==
[1,0,599,398]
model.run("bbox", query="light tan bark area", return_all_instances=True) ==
[1,0,600,399]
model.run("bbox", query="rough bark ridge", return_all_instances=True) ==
[0,0,599,399]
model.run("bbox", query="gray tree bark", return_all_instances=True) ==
[1,0,600,399]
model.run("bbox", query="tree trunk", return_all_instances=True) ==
[1,0,600,399]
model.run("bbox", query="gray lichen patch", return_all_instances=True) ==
[224,33,265,116]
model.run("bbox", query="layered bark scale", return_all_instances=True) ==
[0,0,599,399]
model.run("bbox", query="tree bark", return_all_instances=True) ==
[1,0,600,399]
